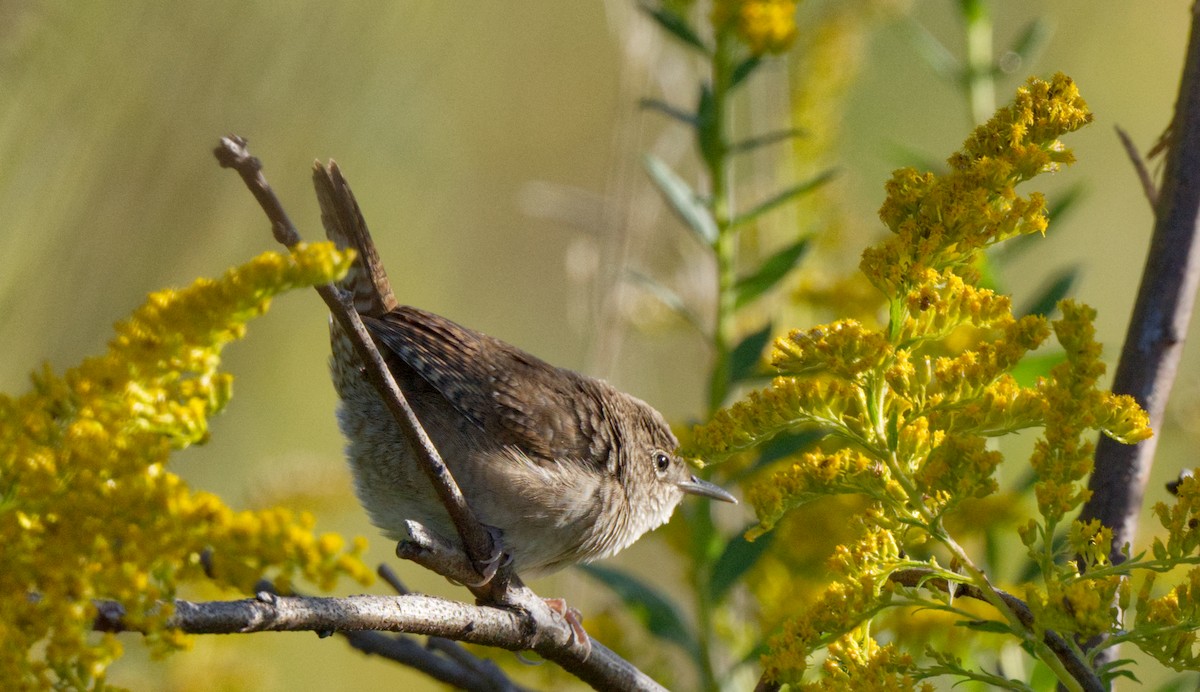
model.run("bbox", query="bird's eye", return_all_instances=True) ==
[653,451,671,474]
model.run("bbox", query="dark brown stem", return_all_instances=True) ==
[1081,2,1200,577]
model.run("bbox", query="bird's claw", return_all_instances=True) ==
[462,524,509,587]
[544,597,591,660]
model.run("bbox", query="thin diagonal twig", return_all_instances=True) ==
[210,135,665,691]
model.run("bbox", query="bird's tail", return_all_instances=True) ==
[313,161,397,317]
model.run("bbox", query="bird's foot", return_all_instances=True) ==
[544,598,591,660]
[461,524,511,588]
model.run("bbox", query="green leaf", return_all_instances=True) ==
[886,142,946,174]
[730,169,837,229]
[730,128,807,155]
[642,153,718,246]
[733,238,811,309]
[1019,266,1079,318]
[696,83,722,171]
[730,323,773,384]
[976,252,1001,292]
[730,428,825,482]
[1048,182,1087,224]
[1010,351,1064,387]
[956,619,1012,634]
[638,2,709,53]
[901,18,960,80]
[729,55,762,89]
[625,270,705,334]
[1098,660,1139,684]
[709,524,776,603]
[579,563,700,663]
[638,98,697,127]
[1008,18,1051,64]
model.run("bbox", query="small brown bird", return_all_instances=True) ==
[315,163,735,577]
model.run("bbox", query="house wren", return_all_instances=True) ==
[316,163,735,577]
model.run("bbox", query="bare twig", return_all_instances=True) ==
[374,564,514,685]
[341,629,524,692]
[245,575,529,692]
[94,590,661,692]
[1115,125,1159,208]
[214,137,498,585]
[211,136,665,691]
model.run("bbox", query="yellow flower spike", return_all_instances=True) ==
[745,448,879,540]
[1027,300,1151,525]
[686,375,869,462]
[760,526,914,686]
[0,242,371,688]
[863,74,1092,299]
[771,320,892,380]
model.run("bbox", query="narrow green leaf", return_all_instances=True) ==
[1008,18,1051,63]
[709,524,776,603]
[730,323,773,384]
[1104,667,1140,684]
[642,153,718,245]
[886,142,946,174]
[696,83,722,171]
[579,563,700,663]
[730,169,837,229]
[956,619,1012,635]
[638,98,697,127]
[730,428,825,483]
[733,238,810,309]
[1048,182,1087,224]
[625,270,705,335]
[1019,266,1079,318]
[901,18,960,80]
[730,128,807,155]
[729,55,762,90]
[976,252,1001,292]
[638,2,709,53]
[1010,351,1065,388]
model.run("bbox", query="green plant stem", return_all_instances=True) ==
[960,0,995,125]
[935,529,1086,692]
[694,31,736,692]
[876,431,1086,690]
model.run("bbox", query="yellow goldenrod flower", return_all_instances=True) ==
[0,243,372,688]
[862,73,1092,300]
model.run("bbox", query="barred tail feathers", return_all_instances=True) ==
[312,161,397,317]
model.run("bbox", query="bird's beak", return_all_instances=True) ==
[677,475,738,504]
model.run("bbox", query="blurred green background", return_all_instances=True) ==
[1,1,1195,689]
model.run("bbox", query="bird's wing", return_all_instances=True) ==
[364,307,601,463]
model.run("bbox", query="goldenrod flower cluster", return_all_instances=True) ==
[712,0,799,55]
[685,75,1166,686]
[861,73,1092,298]
[0,243,372,689]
